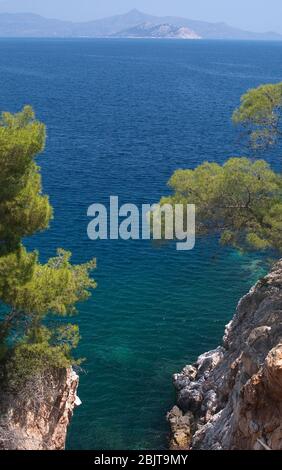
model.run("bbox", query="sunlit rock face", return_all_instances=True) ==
[112,22,202,39]
[168,260,282,450]
[0,368,80,450]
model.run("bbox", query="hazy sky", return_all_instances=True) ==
[1,0,282,33]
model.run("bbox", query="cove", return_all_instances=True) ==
[0,38,279,449]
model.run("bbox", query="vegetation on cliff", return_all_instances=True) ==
[0,106,96,389]
[166,82,282,452]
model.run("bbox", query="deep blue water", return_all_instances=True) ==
[0,39,281,450]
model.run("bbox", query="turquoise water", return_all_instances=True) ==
[0,39,281,449]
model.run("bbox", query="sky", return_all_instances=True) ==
[1,0,282,33]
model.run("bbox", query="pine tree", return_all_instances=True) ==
[161,158,282,252]
[158,83,282,254]
[233,82,282,152]
[0,107,96,388]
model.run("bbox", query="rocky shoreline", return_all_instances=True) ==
[168,260,282,450]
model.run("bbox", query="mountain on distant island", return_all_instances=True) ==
[0,9,281,40]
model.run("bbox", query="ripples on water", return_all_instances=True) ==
[0,39,281,449]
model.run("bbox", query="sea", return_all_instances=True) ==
[0,38,281,449]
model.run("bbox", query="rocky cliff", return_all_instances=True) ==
[0,368,80,450]
[168,260,282,450]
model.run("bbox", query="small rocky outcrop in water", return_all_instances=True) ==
[168,260,282,450]
[0,368,80,450]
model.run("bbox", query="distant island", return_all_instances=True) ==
[0,9,281,40]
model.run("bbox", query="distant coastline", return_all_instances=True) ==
[0,10,281,40]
